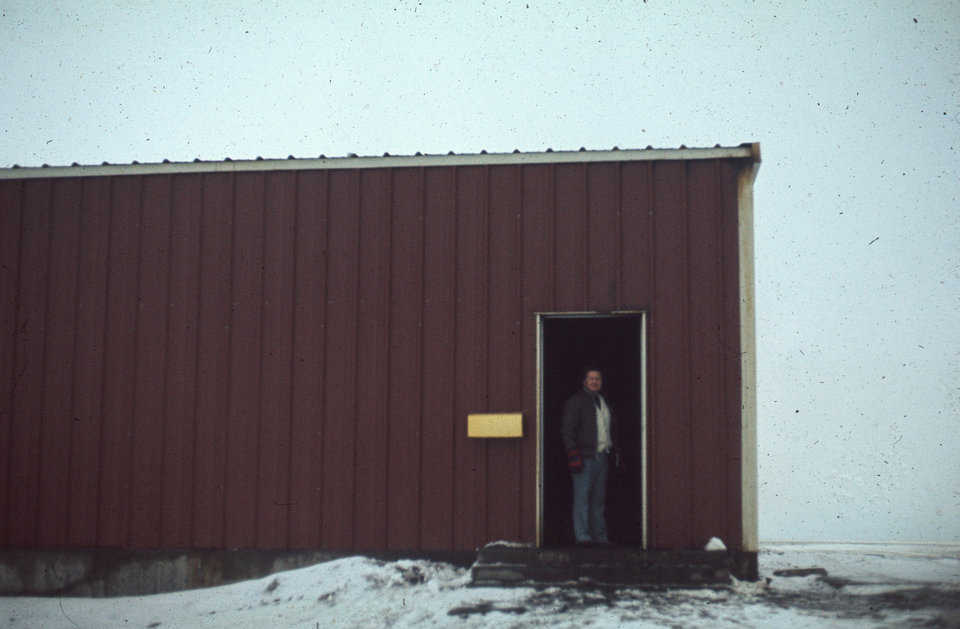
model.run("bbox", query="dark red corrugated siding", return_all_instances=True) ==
[0,157,749,552]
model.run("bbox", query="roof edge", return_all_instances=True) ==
[0,144,759,180]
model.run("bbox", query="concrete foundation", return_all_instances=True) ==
[0,548,474,597]
[2,544,759,595]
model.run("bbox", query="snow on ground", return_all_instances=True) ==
[3,543,958,628]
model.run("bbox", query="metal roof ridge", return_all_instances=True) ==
[0,144,759,180]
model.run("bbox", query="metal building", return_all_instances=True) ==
[0,145,760,580]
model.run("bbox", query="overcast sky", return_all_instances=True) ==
[2,1,958,543]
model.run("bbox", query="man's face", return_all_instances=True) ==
[583,370,603,393]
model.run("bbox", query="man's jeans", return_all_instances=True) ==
[572,452,609,543]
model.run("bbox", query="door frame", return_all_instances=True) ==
[535,310,648,548]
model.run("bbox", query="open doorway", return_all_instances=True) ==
[539,313,646,547]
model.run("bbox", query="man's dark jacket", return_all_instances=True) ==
[561,388,616,457]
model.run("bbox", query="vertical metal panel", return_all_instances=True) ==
[129,175,172,548]
[321,169,360,550]
[68,177,110,546]
[10,180,53,547]
[453,166,488,551]
[160,173,202,547]
[649,161,691,549]
[586,163,621,310]
[520,164,555,310]
[386,167,424,550]
[256,171,297,548]
[287,170,327,549]
[37,178,82,546]
[554,164,587,310]
[620,162,653,309]
[418,167,456,550]
[486,165,523,542]
[9,179,52,547]
[0,180,23,548]
[192,172,233,548]
[16,180,58,547]
[98,175,142,546]
[687,161,728,544]
[225,172,266,549]
[353,168,391,550]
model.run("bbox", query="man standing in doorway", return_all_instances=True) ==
[561,366,615,545]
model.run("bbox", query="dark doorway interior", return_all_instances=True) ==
[542,315,644,547]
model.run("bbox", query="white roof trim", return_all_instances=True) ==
[0,145,759,180]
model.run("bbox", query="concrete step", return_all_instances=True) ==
[471,542,743,587]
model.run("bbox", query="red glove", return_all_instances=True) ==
[567,449,583,474]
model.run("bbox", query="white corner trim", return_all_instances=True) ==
[738,160,760,553]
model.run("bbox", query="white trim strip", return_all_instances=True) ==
[535,314,544,548]
[0,145,757,180]
[738,161,760,553]
[641,311,649,550]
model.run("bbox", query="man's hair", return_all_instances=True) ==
[581,365,603,381]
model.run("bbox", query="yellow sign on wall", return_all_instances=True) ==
[467,413,523,438]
